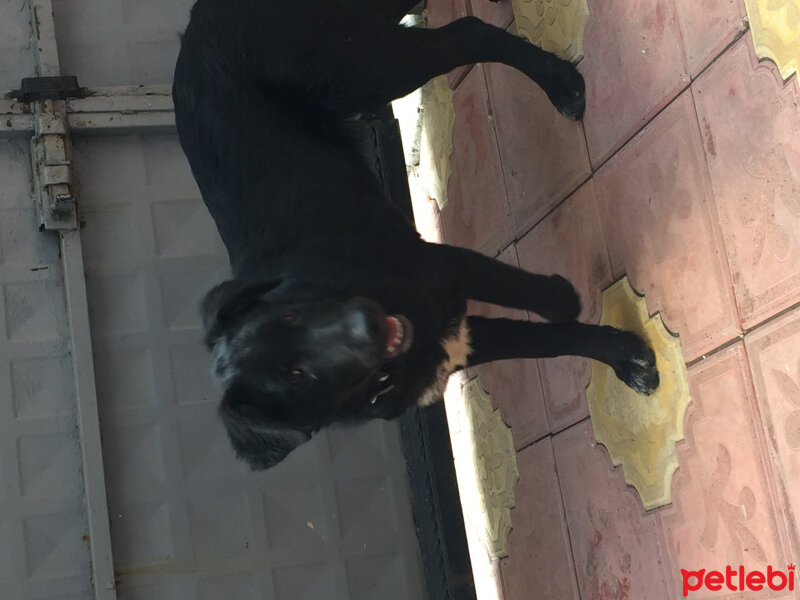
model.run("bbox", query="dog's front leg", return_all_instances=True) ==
[433,243,580,322]
[465,316,659,395]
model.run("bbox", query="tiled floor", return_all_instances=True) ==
[420,0,800,596]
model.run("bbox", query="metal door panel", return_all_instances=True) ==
[0,139,93,599]
[51,0,194,87]
[0,1,36,90]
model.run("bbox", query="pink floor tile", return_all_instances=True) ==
[467,245,549,448]
[660,343,792,598]
[441,65,515,256]
[594,90,740,361]
[517,181,614,432]
[746,308,800,560]
[692,34,800,330]
[501,438,580,600]
[672,0,746,76]
[426,0,467,29]
[483,61,592,237]
[466,0,514,29]
[554,420,673,600]
[581,0,689,166]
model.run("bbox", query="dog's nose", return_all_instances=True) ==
[342,298,384,344]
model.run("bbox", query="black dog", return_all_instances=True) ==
[172,0,659,469]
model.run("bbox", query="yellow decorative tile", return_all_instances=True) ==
[510,0,589,63]
[420,75,455,210]
[445,376,519,559]
[586,277,691,511]
[744,0,800,80]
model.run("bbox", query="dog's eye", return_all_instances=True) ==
[282,312,296,324]
[286,368,304,385]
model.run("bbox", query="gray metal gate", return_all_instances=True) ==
[0,2,426,598]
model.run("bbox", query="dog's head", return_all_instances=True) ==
[201,279,414,469]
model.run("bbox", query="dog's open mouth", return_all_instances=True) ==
[384,315,413,357]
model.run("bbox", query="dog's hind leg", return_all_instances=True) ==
[465,317,660,395]
[432,243,581,322]
[273,16,584,119]
[387,18,584,118]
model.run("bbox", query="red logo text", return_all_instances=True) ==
[681,564,795,597]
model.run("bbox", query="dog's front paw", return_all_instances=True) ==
[540,57,585,120]
[538,275,581,323]
[608,330,660,395]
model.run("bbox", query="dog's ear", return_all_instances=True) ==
[218,382,311,470]
[201,278,283,342]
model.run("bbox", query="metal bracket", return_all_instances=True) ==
[10,76,86,102]
[31,99,77,230]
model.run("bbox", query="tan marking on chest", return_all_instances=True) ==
[417,318,471,407]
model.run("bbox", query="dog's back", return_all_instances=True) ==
[173,0,413,274]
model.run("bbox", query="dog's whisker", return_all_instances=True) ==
[370,383,395,404]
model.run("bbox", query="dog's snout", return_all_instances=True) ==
[342,298,384,344]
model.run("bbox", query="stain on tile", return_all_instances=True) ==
[692,34,800,330]
[483,61,591,237]
[661,343,792,597]
[580,0,688,165]
[673,0,747,76]
[745,307,800,559]
[441,66,514,256]
[501,438,580,600]
[554,420,673,600]
[587,277,690,511]
[594,91,740,361]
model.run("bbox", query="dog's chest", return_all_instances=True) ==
[416,318,471,407]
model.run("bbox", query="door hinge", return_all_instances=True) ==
[31,99,77,231]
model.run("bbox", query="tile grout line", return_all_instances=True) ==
[548,435,585,599]
[737,340,800,571]
[743,299,800,334]
[691,25,750,83]
[443,11,750,253]
[516,414,591,454]
[683,58,747,337]
[686,299,800,368]
[479,62,517,254]
[582,24,749,178]
[507,170,592,250]
[449,63,475,91]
